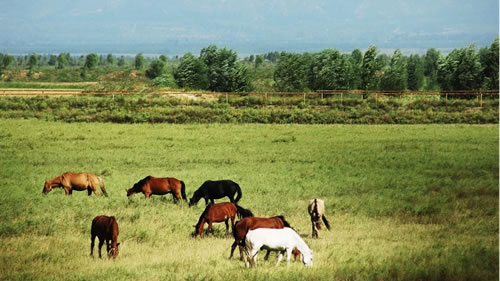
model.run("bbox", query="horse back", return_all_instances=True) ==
[206,202,236,222]
[63,172,95,188]
[147,177,181,194]
[202,180,238,198]
[92,216,118,239]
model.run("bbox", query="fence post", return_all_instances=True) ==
[226,93,228,104]
[480,93,483,107]
[303,92,306,104]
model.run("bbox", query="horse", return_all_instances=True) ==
[189,180,242,207]
[308,198,331,238]
[43,172,108,196]
[244,227,313,267]
[193,202,254,237]
[90,216,120,259]
[230,216,294,261]
[126,176,186,202]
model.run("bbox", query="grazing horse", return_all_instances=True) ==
[90,216,120,259]
[230,216,293,261]
[43,172,108,196]
[189,180,242,207]
[126,176,186,202]
[308,198,331,238]
[244,227,313,267]
[193,202,254,237]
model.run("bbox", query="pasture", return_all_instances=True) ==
[0,119,498,281]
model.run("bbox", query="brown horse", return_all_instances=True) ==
[229,216,300,261]
[308,198,331,238]
[43,172,108,196]
[126,176,186,202]
[90,216,120,259]
[193,202,254,237]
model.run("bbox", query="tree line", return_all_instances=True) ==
[0,38,498,92]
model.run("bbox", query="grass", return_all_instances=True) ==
[0,119,498,281]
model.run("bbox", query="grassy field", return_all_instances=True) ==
[0,119,498,281]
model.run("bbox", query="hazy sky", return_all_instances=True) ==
[0,0,498,54]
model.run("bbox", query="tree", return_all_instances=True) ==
[2,54,14,69]
[159,55,168,62]
[117,56,126,68]
[380,49,407,91]
[360,46,380,90]
[84,53,99,70]
[437,44,482,91]
[27,53,40,75]
[199,45,251,92]
[145,59,166,79]
[106,54,115,65]
[478,38,499,89]
[349,49,363,89]
[135,53,145,70]
[423,48,440,90]
[173,52,208,89]
[308,49,351,90]
[407,54,424,91]
[274,52,312,91]
[254,55,264,68]
[56,53,69,69]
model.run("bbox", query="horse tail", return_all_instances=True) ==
[322,215,331,230]
[234,183,242,203]
[277,215,292,228]
[97,176,108,197]
[235,205,254,219]
[180,181,187,201]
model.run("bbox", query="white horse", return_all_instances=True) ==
[244,227,313,267]
[308,198,330,238]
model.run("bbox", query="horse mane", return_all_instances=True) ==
[276,215,292,228]
[133,176,151,190]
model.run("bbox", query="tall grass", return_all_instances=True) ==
[0,120,497,281]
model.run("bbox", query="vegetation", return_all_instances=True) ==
[0,120,497,281]
[0,94,497,124]
[0,38,498,93]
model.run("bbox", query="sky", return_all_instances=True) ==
[0,0,498,55]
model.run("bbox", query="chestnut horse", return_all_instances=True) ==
[230,216,295,261]
[308,198,330,238]
[193,202,254,237]
[189,180,242,206]
[43,172,108,196]
[126,176,186,202]
[90,216,120,259]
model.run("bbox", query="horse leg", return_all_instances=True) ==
[207,221,213,235]
[264,250,271,261]
[239,244,245,261]
[276,250,285,266]
[90,234,96,257]
[98,239,104,258]
[87,187,92,196]
[286,248,292,266]
[312,221,318,238]
[229,241,237,259]
[173,192,181,203]
[224,220,229,234]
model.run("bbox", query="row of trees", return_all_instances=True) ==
[0,38,498,92]
[273,39,498,92]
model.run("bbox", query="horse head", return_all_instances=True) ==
[125,188,134,197]
[42,180,52,194]
[303,249,313,267]
[107,242,120,259]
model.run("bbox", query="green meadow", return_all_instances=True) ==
[0,119,498,281]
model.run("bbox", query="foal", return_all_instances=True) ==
[90,216,120,259]
[307,198,331,238]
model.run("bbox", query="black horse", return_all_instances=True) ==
[189,180,242,207]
